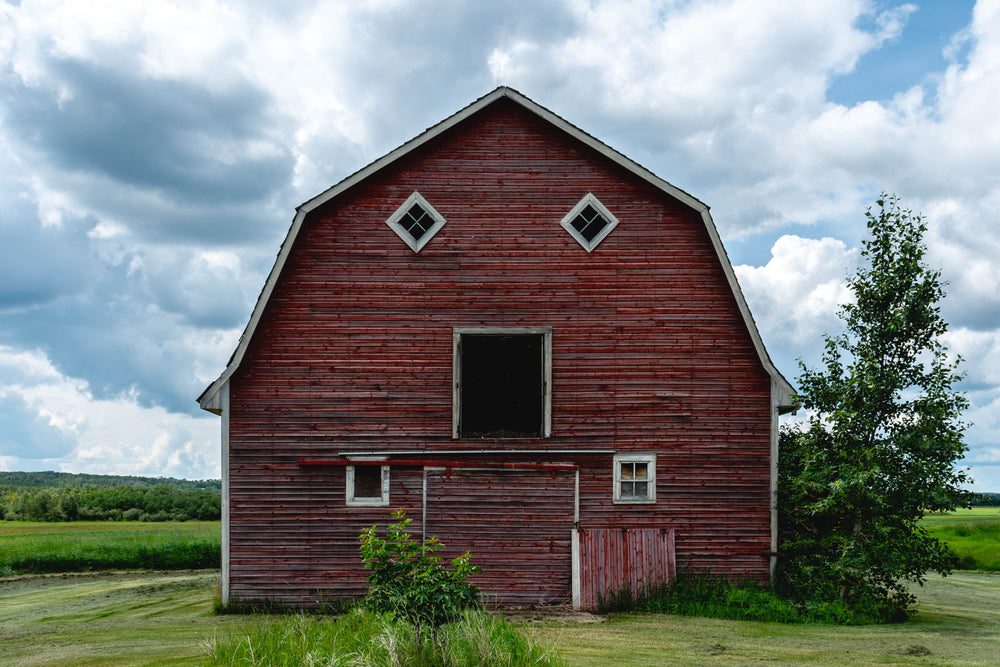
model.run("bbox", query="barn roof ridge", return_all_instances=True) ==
[198,86,793,412]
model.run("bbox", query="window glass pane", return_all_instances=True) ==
[404,205,430,239]
[571,207,608,242]
[633,462,648,480]
[620,481,649,500]
[353,466,382,499]
[620,462,634,480]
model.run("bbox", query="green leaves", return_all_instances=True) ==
[778,195,973,622]
[359,509,481,632]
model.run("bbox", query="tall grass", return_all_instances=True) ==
[921,507,1000,572]
[595,570,890,624]
[205,607,562,667]
[925,521,1000,571]
[597,572,802,623]
[0,521,220,575]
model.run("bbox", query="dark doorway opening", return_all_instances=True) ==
[460,334,544,437]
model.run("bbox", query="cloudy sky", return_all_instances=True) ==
[1,0,998,490]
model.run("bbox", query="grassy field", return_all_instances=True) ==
[0,521,220,575]
[2,570,998,666]
[923,506,1000,571]
[1,513,997,665]
[921,506,1000,526]
[0,571,247,666]
[534,571,1000,665]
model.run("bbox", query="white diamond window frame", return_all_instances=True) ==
[559,193,619,252]
[386,191,447,253]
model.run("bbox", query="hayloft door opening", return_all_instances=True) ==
[453,328,552,438]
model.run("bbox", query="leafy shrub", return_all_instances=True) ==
[122,508,143,521]
[594,569,894,624]
[598,571,798,623]
[359,509,481,635]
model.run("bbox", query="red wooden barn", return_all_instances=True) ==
[198,87,794,610]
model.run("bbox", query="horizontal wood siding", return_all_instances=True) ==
[578,528,676,611]
[226,460,423,605]
[227,98,775,604]
[425,468,575,607]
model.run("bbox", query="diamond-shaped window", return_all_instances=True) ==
[560,194,618,252]
[386,192,446,252]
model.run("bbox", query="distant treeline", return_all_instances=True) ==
[1,471,221,522]
[976,492,1000,506]
[0,470,220,493]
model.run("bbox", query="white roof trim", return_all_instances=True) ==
[198,86,792,411]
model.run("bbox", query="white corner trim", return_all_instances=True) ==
[769,378,782,582]
[220,381,230,605]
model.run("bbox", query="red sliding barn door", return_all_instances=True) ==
[424,467,575,606]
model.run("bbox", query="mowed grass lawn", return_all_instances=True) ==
[0,521,220,575]
[1,513,998,665]
[2,570,998,666]
[0,571,250,667]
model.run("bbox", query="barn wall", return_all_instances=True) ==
[225,460,423,604]
[425,467,576,606]
[227,98,774,605]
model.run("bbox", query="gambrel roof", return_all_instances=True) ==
[198,86,793,413]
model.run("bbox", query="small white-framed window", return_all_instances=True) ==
[386,191,446,252]
[347,461,390,506]
[559,193,619,252]
[613,454,656,504]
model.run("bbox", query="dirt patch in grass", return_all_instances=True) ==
[506,604,607,624]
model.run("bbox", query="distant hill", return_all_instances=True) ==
[0,470,220,494]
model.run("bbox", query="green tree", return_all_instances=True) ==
[778,194,973,622]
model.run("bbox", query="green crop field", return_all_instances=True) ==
[922,506,1000,526]
[922,507,1000,571]
[0,521,220,575]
